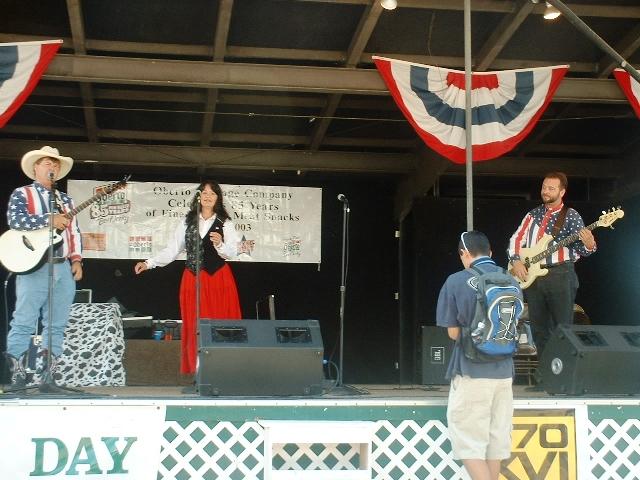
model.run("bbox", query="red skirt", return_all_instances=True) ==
[178,264,242,374]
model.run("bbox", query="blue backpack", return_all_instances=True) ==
[461,266,524,362]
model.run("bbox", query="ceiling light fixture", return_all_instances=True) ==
[543,2,561,20]
[380,0,397,10]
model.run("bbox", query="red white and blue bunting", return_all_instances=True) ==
[613,68,640,118]
[373,56,568,164]
[0,40,62,128]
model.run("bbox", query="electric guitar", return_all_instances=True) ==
[509,207,624,289]
[0,175,130,273]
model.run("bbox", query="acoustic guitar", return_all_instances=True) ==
[0,176,130,273]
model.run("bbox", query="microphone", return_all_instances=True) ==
[337,193,348,203]
[48,171,56,180]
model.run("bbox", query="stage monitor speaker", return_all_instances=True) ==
[196,319,324,396]
[540,324,640,395]
[419,326,452,385]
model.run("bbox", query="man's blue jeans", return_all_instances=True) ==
[7,261,75,357]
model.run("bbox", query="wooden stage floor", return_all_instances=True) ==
[1,383,632,401]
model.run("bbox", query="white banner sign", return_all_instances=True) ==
[0,404,165,479]
[67,181,322,263]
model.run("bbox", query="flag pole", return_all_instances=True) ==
[464,0,473,231]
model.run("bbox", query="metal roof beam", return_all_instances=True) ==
[475,0,535,72]
[309,1,383,150]
[597,23,640,78]
[0,140,416,174]
[65,0,98,142]
[0,33,606,73]
[201,0,234,146]
[295,1,640,19]
[2,126,416,148]
[42,54,627,102]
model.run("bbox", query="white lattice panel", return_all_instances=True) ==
[588,418,640,480]
[372,420,467,480]
[272,442,362,471]
[159,421,263,480]
[159,419,470,480]
[159,417,640,480]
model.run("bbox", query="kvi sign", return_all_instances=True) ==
[31,437,137,476]
[502,414,578,480]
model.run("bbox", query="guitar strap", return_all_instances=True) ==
[551,205,568,239]
[53,190,66,214]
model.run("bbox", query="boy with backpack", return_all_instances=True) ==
[436,231,523,480]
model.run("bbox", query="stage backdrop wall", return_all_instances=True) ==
[2,163,638,385]
[399,196,634,383]
[0,169,399,385]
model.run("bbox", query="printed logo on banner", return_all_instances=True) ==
[283,236,301,257]
[81,233,107,251]
[129,235,153,256]
[238,235,256,256]
[89,182,131,224]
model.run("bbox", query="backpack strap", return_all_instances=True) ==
[469,265,506,276]
[469,265,483,276]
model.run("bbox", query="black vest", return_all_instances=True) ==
[184,217,225,274]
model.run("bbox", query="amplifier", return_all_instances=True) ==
[197,319,324,396]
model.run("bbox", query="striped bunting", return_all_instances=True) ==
[0,40,62,128]
[373,56,568,164]
[613,68,640,118]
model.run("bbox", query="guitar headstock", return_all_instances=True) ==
[103,175,131,195]
[597,207,624,228]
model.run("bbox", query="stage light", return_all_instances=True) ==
[544,2,561,20]
[381,0,397,10]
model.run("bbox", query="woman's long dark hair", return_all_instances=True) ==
[184,180,230,227]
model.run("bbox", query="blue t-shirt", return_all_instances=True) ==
[436,257,515,380]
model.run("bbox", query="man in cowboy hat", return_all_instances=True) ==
[4,146,82,390]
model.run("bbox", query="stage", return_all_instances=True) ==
[2,307,640,479]
[1,384,638,479]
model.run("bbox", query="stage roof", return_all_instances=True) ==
[1,0,639,200]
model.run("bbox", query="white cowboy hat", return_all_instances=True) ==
[21,146,74,180]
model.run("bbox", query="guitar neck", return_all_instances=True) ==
[530,220,598,264]
[65,192,105,219]
[64,180,126,219]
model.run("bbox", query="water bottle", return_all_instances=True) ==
[471,321,485,342]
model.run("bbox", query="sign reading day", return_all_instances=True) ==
[68,181,322,263]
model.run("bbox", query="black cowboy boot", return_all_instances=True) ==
[35,349,61,392]
[6,353,27,389]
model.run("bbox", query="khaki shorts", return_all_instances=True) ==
[447,375,513,460]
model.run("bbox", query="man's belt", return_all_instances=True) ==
[49,257,67,264]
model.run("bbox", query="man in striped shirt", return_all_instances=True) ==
[508,172,596,360]
[4,146,82,390]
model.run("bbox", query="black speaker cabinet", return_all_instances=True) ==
[419,326,452,385]
[196,319,324,396]
[540,324,640,395]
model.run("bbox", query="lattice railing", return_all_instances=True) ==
[587,418,640,480]
[159,421,263,480]
[157,413,640,480]
[158,419,470,480]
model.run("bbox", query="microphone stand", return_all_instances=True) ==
[42,175,56,390]
[193,191,202,387]
[337,198,349,387]
[195,192,201,328]
[39,175,81,394]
